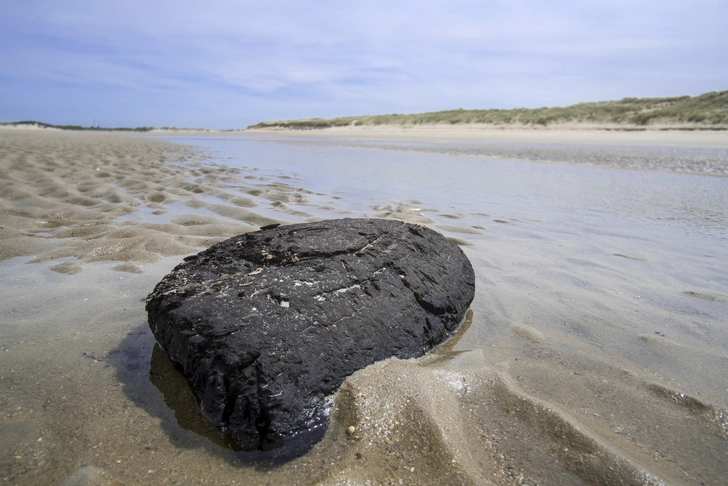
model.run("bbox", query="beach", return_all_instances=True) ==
[1,127,727,485]
[244,123,728,146]
[245,124,728,177]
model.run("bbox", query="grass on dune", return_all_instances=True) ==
[248,90,728,130]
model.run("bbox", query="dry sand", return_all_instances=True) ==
[1,129,727,485]
[244,123,728,148]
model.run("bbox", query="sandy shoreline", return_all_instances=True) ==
[4,122,727,147]
[243,123,728,148]
[2,129,728,485]
[242,125,728,178]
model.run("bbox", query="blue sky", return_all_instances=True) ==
[1,1,726,128]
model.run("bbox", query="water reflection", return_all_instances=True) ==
[170,135,728,240]
[147,343,328,462]
[148,344,232,450]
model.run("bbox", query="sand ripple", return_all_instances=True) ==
[0,131,340,272]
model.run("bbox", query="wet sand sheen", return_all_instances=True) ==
[1,129,728,485]
[0,130,345,269]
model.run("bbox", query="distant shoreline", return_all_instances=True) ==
[0,122,241,134]
[4,89,727,136]
[4,121,726,137]
[4,121,726,148]
[243,123,728,148]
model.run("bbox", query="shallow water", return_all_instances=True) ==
[1,132,727,485]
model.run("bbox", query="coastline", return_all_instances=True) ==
[243,123,728,147]
[240,125,728,177]
[4,122,727,148]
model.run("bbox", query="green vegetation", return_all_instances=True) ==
[248,90,728,130]
[0,120,154,132]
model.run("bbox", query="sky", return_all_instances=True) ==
[1,0,726,129]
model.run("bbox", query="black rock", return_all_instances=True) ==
[146,218,475,451]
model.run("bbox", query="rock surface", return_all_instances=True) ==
[146,218,475,451]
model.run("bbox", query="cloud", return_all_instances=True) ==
[1,0,726,127]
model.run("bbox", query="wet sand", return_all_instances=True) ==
[1,129,727,485]
[0,130,331,270]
